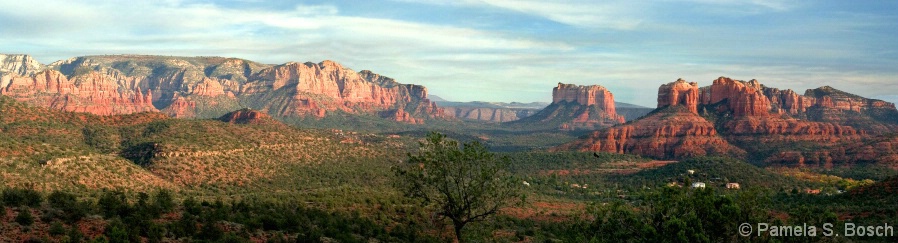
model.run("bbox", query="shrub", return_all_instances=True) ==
[16,208,34,226]
[3,187,43,207]
[67,227,85,243]
[49,221,67,236]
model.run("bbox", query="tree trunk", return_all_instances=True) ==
[453,220,465,243]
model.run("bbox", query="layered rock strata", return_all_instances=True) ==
[0,55,443,123]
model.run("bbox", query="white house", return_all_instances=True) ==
[687,170,695,175]
[691,182,706,188]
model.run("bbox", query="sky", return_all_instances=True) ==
[1,0,897,107]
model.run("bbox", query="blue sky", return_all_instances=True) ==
[1,0,896,106]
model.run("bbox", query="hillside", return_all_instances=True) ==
[0,96,410,194]
[619,156,800,189]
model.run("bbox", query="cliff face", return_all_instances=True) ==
[0,69,157,115]
[0,54,443,123]
[657,79,699,113]
[699,77,770,117]
[552,106,745,159]
[0,54,44,76]
[240,61,441,121]
[552,83,618,110]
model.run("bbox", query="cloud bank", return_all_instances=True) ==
[1,0,895,106]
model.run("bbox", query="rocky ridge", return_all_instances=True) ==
[0,54,443,123]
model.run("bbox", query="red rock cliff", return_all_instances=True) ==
[0,70,157,115]
[699,77,770,117]
[657,79,699,113]
[551,83,624,123]
[552,106,745,159]
[240,61,442,122]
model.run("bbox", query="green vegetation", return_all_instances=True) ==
[2,95,897,242]
[393,132,523,242]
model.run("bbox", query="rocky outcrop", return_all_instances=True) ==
[552,106,745,159]
[765,134,898,168]
[0,54,443,124]
[218,108,271,124]
[511,83,628,130]
[657,79,699,113]
[0,54,44,76]
[552,83,618,110]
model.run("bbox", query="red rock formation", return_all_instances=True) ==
[218,108,271,124]
[553,83,616,108]
[241,61,443,123]
[699,77,770,117]
[190,78,228,97]
[762,88,815,115]
[2,55,444,123]
[765,134,898,168]
[552,107,745,159]
[549,83,625,123]
[657,79,699,113]
[0,70,157,115]
[161,95,196,118]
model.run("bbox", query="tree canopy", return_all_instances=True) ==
[393,132,523,242]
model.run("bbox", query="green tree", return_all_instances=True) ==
[393,132,522,242]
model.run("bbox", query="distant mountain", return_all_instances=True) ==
[507,83,628,131]
[0,54,443,124]
[873,95,898,107]
[556,77,898,163]
[432,94,652,123]
[427,94,447,102]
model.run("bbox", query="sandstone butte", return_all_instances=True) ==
[0,54,443,123]
[556,77,898,161]
[552,83,626,128]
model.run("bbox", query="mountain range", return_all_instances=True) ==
[555,77,898,168]
[0,54,442,124]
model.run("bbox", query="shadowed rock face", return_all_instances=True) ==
[556,77,898,162]
[218,108,271,124]
[0,55,443,123]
